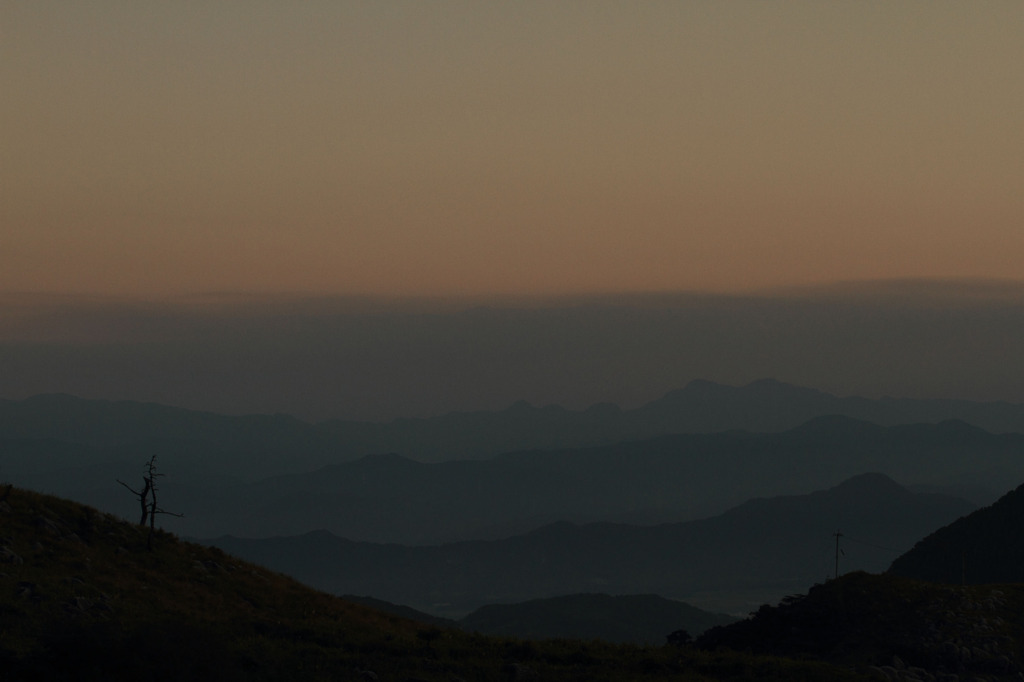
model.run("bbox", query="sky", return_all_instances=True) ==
[4,1,1024,298]
[3,3,1024,419]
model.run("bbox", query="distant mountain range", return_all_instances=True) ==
[7,378,1024,472]
[207,473,973,617]
[193,416,1017,543]
[8,403,1022,541]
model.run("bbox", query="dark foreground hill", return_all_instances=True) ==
[0,487,872,682]
[209,473,972,617]
[888,479,1024,585]
[697,571,1024,680]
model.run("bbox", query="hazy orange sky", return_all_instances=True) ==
[4,2,1024,299]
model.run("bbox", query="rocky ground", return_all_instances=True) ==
[697,571,1024,682]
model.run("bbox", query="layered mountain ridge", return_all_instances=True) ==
[208,473,973,617]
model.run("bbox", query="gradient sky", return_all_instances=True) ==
[4,2,1023,299]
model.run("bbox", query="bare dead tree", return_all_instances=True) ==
[117,455,183,549]
[116,475,152,526]
[142,456,183,548]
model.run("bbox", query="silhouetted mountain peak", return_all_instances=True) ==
[725,472,921,520]
[829,471,900,488]
[745,377,826,396]
[641,379,846,434]
[504,399,536,412]
[681,378,727,393]
[825,472,908,499]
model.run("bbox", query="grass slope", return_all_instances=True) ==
[0,487,864,681]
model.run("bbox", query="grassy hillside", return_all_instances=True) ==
[0,486,866,681]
